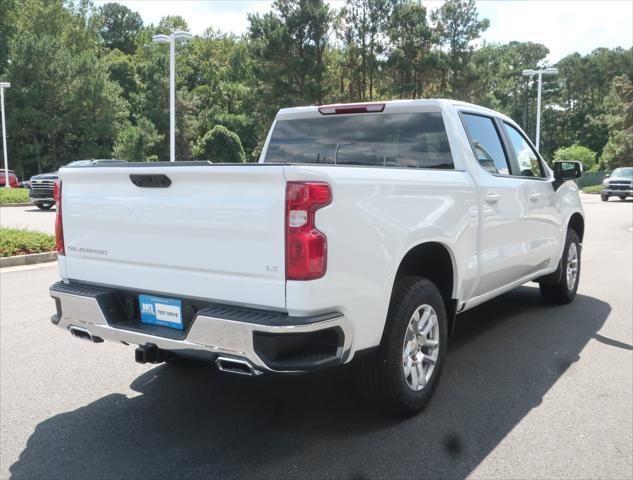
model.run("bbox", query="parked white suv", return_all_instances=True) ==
[49,100,584,415]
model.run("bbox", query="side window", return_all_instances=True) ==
[503,123,545,178]
[461,113,511,175]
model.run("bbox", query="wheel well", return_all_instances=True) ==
[568,213,584,242]
[394,242,457,332]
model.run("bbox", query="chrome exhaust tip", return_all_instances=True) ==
[215,356,262,376]
[69,326,103,343]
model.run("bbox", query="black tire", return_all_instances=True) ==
[539,229,581,304]
[36,202,54,210]
[620,196,626,201]
[600,194,608,202]
[356,276,448,416]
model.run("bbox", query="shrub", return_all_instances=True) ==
[581,185,602,194]
[0,228,55,257]
[0,188,30,204]
[193,125,246,163]
[554,145,597,171]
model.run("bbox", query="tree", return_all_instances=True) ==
[0,0,15,76]
[432,0,489,96]
[599,75,633,170]
[383,1,434,99]
[5,0,127,177]
[249,0,332,111]
[97,2,143,54]
[157,15,189,34]
[193,125,246,163]
[339,0,395,100]
[554,145,596,170]
[553,48,633,157]
[113,117,163,161]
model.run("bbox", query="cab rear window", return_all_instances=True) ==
[264,112,454,169]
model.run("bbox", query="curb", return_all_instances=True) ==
[0,203,34,208]
[0,251,57,268]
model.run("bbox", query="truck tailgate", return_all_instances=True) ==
[59,164,287,310]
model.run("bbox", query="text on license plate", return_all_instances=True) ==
[139,294,183,330]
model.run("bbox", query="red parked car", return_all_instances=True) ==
[0,169,19,188]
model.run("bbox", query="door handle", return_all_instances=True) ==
[485,192,500,204]
[529,192,541,200]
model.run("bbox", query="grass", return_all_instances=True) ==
[582,185,603,194]
[0,228,55,257]
[0,188,30,204]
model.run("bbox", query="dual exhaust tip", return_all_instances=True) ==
[215,356,262,376]
[69,326,262,376]
[69,326,103,343]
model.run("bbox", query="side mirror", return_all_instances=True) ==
[553,161,583,182]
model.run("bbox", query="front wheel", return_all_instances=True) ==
[35,202,54,210]
[620,196,627,201]
[356,276,447,416]
[539,229,581,304]
[600,194,609,202]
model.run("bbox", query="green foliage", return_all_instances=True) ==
[249,0,332,111]
[96,2,143,54]
[581,185,602,194]
[599,75,633,170]
[113,117,164,161]
[5,0,128,177]
[0,228,55,257]
[554,145,596,170]
[432,0,490,96]
[0,188,30,204]
[193,125,246,163]
[2,0,631,179]
[0,0,15,76]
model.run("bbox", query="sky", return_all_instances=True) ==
[95,0,633,63]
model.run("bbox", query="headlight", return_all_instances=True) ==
[602,179,609,187]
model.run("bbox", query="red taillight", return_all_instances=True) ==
[285,182,332,280]
[54,180,64,255]
[318,103,385,115]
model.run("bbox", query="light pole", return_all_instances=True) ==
[152,31,192,162]
[0,82,10,188]
[522,68,558,152]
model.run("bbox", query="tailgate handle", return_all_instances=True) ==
[129,174,171,188]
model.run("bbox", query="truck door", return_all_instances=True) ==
[499,121,562,271]
[461,112,537,295]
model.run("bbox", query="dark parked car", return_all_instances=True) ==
[29,159,127,209]
[601,167,633,201]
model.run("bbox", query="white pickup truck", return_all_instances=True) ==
[50,100,585,415]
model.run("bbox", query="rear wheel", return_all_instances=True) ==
[356,276,447,416]
[35,202,54,210]
[539,229,581,304]
[600,194,609,202]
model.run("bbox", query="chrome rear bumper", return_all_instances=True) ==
[50,281,353,373]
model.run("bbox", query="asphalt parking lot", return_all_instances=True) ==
[0,205,55,235]
[1,194,631,479]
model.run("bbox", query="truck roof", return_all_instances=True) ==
[276,99,514,124]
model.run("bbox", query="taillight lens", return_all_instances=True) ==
[54,180,64,255]
[285,182,331,280]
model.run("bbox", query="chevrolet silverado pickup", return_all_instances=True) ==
[49,100,585,415]
[601,167,633,201]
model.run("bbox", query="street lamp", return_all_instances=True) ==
[152,31,193,162]
[522,67,558,152]
[0,82,10,188]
